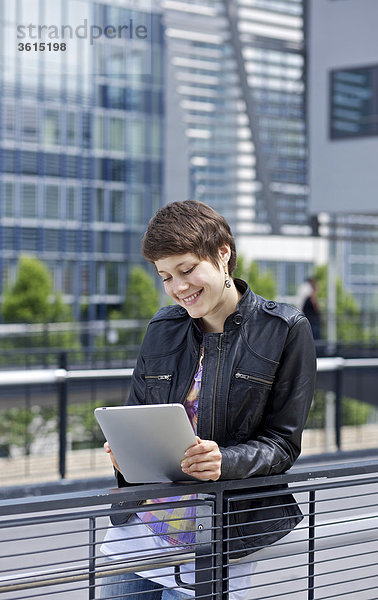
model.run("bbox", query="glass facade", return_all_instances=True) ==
[163,0,307,233]
[0,0,164,319]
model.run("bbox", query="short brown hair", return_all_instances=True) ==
[142,200,237,274]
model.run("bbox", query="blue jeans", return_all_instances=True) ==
[98,570,192,600]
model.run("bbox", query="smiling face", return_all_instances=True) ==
[155,247,240,333]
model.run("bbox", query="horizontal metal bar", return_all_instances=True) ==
[0,356,376,386]
[1,460,378,517]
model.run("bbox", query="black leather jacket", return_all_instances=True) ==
[113,279,316,557]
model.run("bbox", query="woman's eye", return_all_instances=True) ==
[162,276,172,283]
[183,266,195,275]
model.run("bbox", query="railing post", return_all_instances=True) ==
[58,352,68,479]
[88,516,96,600]
[335,363,343,451]
[194,501,215,599]
[308,489,316,600]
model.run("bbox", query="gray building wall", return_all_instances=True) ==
[308,0,378,214]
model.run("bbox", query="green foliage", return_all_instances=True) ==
[0,405,57,455]
[123,266,159,319]
[2,256,73,324]
[313,264,363,342]
[234,256,277,299]
[104,266,160,347]
[306,390,372,429]
[0,256,80,354]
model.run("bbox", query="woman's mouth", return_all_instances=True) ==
[182,289,203,306]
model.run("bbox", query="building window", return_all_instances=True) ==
[63,261,75,294]
[44,109,60,145]
[106,262,120,294]
[95,189,104,222]
[66,230,77,252]
[110,190,124,222]
[22,105,38,142]
[95,231,105,253]
[45,229,61,252]
[3,228,15,250]
[110,116,125,152]
[4,183,15,217]
[109,232,124,254]
[3,104,16,139]
[45,185,60,219]
[21,183,37,218]
[67,187,77,220]
[67,111,78,146]
[128,191,144,224]
[330,65,378,139]
[21,228,38,251]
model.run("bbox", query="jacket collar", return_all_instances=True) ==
[192,278,257,334]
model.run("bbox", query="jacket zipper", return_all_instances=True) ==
[211,333,223,439]
[235,372,273,385]
[145,374,172,381]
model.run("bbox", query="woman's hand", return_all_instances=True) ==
[181,437,222,481]
[103,441,121,473]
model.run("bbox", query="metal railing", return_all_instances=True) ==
[0,460,377,599]
[0,357,377,486]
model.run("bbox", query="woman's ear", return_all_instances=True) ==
[218,244,231,267]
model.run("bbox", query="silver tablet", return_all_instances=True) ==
[95,404,198,483]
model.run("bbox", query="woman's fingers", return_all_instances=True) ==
[181,438,222,480]
[103,441,121,472]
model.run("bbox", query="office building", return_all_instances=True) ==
[163,0,325,302]
[0,0,164,320]
[308,0,378,310]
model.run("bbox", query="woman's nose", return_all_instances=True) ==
[173,278,190,295]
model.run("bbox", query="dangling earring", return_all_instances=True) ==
[225,272,231,289]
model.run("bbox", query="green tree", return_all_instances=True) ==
[107,266,160,347]
[2,256,72,323]
[313,264,362,342]
[234,255,277,299]
[0,256,78,356]
[123,266,159,319]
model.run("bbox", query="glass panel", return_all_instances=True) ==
[44,109,61,145]
[95,189,104,221]
[128,191,144,224]
[22,105,38,142]
[95,231,105,253]
[21,228,38,251]
[331,66,377,138]
[106,262,120,294]
[21,184,37,218]
[110,117,125,151]
[128,119,145,155]
[3,104,16,139]
[45,229,61,252]
[109,232,124,254]
[94,114,105,149]
[63,261,75,294]
[45,185,60,219]
[4,183,15,217]
[66,230,77,252]
[110,190,124,222]
[67,188,77,220]
[67,112,78,146]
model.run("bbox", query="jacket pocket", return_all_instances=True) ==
[226,370,274,440]
[145,374,173,404]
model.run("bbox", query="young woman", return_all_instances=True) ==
[100,200,316,599]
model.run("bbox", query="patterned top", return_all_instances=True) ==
[137,345,204,546]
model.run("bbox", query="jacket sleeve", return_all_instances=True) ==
[219,316,316,480]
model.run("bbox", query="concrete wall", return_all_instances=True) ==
[308,0,378,214]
